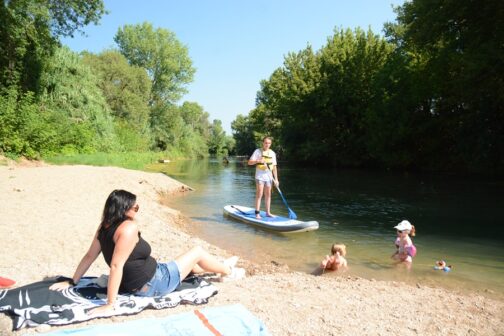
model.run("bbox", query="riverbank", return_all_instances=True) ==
[0,163,502,335]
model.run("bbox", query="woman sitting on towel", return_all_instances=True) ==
[51,189,245,315]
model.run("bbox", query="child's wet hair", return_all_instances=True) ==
[331,243,347,257]
[410,225,416,237]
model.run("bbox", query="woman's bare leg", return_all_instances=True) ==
[175,246,231,281]
[264,185,273,216]
[255,182,265,218]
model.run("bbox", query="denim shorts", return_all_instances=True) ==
[134,261,181,297]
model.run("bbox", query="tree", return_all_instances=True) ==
[179,101,211,139]
[231,114,257,155]
[114,22,195,105]
[208,119,227,156]
[0,0,105,93]
[149,103,180,151]
[365,48,438,169]
[223,135,236,156]
[39,46,117,152]
[147,101,211,157]
[82,51,151,123]
[178,101,211,157]
[247,29,393,166]
[82,50,152,151]
[0,87,55,158]
[386,0,504,173]
[314,28,393,165]
[257,45,321,160]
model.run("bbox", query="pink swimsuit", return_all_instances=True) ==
[395,237,417,257]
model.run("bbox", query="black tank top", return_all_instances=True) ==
[98,223,157,292]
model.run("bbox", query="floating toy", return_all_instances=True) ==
[433,260,452,272]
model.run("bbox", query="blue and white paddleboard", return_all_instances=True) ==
[223,205,319,233]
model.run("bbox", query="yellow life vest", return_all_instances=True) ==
[256,149,274,170]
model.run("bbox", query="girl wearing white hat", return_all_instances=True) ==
[391,220,417,267]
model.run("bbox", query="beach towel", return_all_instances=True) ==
[0,275,217,330]
[39,304,269,336]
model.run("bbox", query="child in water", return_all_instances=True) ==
[434,260,452,272]
[391,220,417,266]
[320,243,348,272]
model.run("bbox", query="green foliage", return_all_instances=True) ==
[177,102,211,157]
[1,5,222,161]
[46,0,106,38]
[231,114,257,155]
[383,0,504,172]
[315,29,393,165]
[248,29,393,165]
[39,46,117,152]
[149,103,181,151]
[365,50,436,168]
[82,50,152,151]
[179,101,210,138]
[82,50,151,122]
[113,22,211,158]
[148,101,211,157]
[0,85,96,158]
[235,3,503,174]
[208,120,228,156]
[0,0,105,93]
[0,87,50,158]
[45,151,167,171]
[0,0,112,159]
[113,120,151,152]
[224,136,236,156]
[114,22,195,105]
[1,1,54,93]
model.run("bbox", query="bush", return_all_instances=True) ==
[0,87,56,158]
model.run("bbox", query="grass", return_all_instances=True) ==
[44,151,179,171]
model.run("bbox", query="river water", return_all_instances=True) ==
[147,158,504,296]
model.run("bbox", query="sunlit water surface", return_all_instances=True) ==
[147,159,504,297]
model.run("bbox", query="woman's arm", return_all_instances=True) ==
[272,165,279,186]
[248,150,263,166]
[72,232,102,282]
[50,232,102,291]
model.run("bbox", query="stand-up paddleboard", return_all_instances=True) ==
[223,205,318,233]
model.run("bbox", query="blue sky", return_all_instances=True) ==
[62,0,404,134]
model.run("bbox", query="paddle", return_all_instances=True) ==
[265,163,297,220]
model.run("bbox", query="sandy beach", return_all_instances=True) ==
[0,162,503,335]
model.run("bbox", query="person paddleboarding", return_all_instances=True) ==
[248,136,279,219]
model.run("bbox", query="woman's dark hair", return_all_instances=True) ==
[100,189,136,229]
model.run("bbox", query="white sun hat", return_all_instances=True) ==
[394,220,412,231]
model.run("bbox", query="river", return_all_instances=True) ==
[147,158,504,296]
